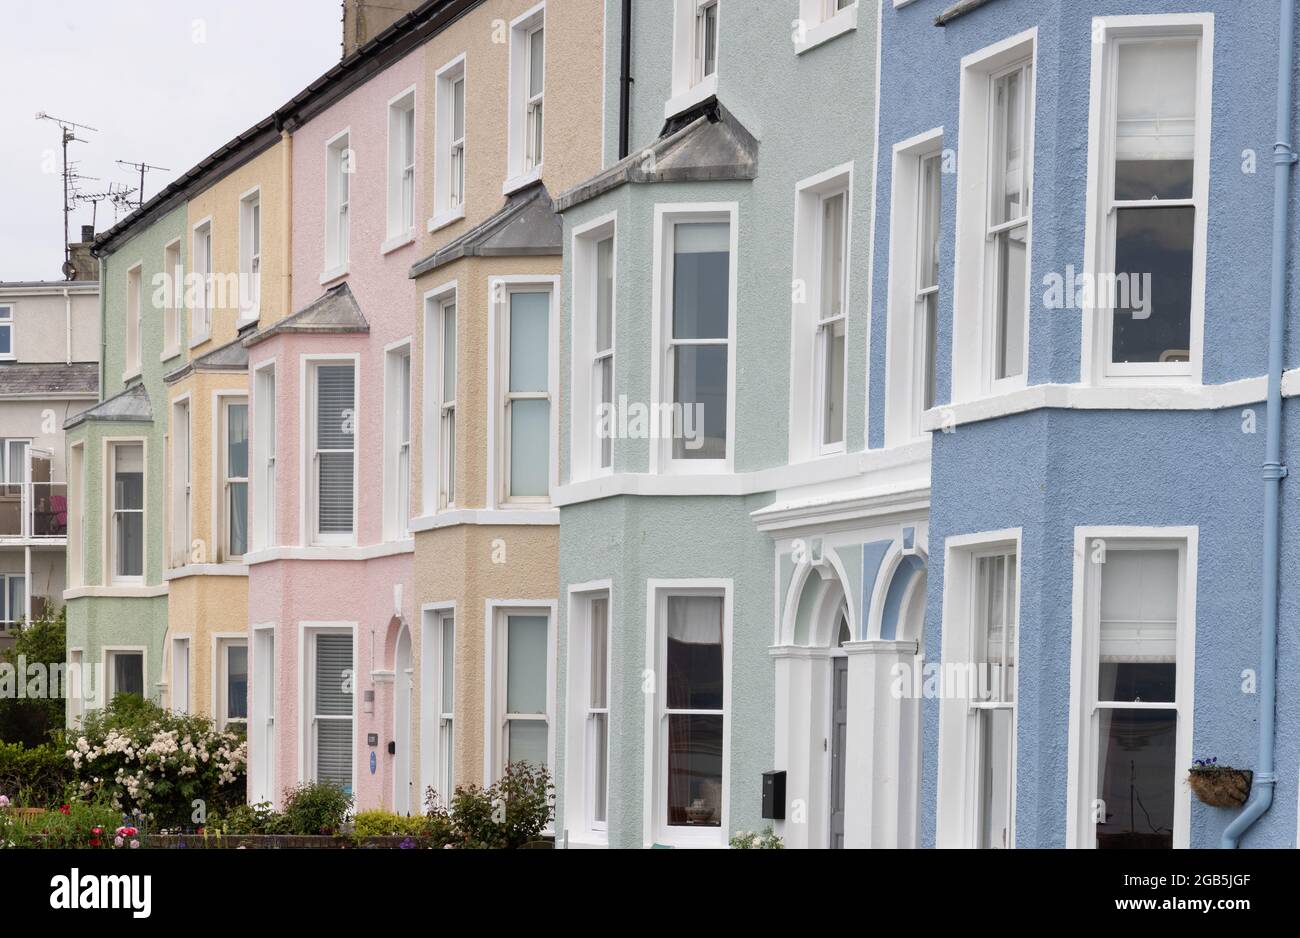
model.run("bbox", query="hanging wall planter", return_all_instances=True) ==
[1187,758,1252,808]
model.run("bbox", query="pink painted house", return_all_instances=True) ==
[242,35,427,812]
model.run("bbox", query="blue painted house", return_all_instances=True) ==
[873,0,1297,848]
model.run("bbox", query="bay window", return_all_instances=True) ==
[1070,534,1194,849]
[817,191,847,451]
[106,649,144,702]
[309,361,356,544]
[307,629,354,794]
[221,398,249,561]
[987,61,1032,384]
[498,284,552,504]
[491,607,552,778]
[970,550,1017,849]
[217,638,248,730]
[571,217,617,478]
[1088,18,1209,382]
[253,364,276,551]
[566,589,611,839]
[110,442,144,583]
[169,399,190,568]
[650,585,729,846]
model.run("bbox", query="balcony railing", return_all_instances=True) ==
[0,483,69,540]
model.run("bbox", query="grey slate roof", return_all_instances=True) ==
[554,99,759,213]
[409,183,562,279]
[0,362,99,397]
[242,282,370,348]
[164,336,251,385]
[64,382,152,430]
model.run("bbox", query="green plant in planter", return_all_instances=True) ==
[729,826,784,849]
[280,782,354,836]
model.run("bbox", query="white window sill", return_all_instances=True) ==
[235,314,259,331]
[663,74,718,121]
[427,206,466,233]
[502,166,543,196]
[0,354,16,363]
[320,265,349,286]
[795,5,858,54]
[382,230,417,255]
[161,346,181,362]
[565,833,609,849]
[122,367,142,383]
[188,331,211,350]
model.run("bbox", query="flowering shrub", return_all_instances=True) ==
[280,782,353,836]
[423,762,555,849]
[65,697,246,828]
[729,826,784,849]
[0,798,121,849]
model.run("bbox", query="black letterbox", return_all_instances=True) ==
[761,770,786,820]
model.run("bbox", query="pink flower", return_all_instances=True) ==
[114,836,124,848]
[129,840,140,850]
[0,794,9,808]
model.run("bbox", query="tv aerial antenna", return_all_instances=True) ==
[74,182,137,231]
[115,159,170,209]
[35,111,98,279]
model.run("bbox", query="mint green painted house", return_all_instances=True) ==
[63,205,187,721]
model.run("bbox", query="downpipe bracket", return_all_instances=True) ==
[1262,462,1288,482]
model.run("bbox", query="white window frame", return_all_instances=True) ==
[666,0,720,118]
[324,129,352,281]
[484,601,557,784]
[124,263,143,380]
[431,55,468,230]
[421,602,456,804]
[252,360,277,552]
[386,87,417,246]
[790,166,853,462]
[107,439,146,586]
[68,648,85,726]
[0,574,26,629]
[422,283,458,514]
[213,634,248,730]
[303,355,359,547]
[238,188,261,323]
[1066,526,1197,849]
[565,582,613,844]
[952,31,1036,402]
[169,395,191,569]
[642,579,732,848]
[383,339,413,540]
[1082,14,1212,387]
[489,276,558,509]
[299,622,357,796]
[505,4,546,192]
[103,646,147,705]
[884,130,944,445]
[249,623,277,805]
[650,204,738,476]
[794,0,858,54]
[0,303,12,360]
[162,239,182,358]
[570,213,618,481]
[68,441,85,587]
[217,394,249,563]
[170,635,190,714]
[935,529,1021,849]
[190,219,213,345]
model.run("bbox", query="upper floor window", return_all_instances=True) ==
[192,220,213,342]
[309,361,356,545]
[169,399,190,568]
[1087,18,1210,383]
[668,0,720,116]
[658,210,733,470]
[433,57,467,225]
[384,344,412,539]
[221,397,249,561]
[387,90,417,241]
[252,364,276,552]
[325,132,352,274]
[952,32,1035,401]
[239,192,261,320]
[163,240,182,356]
[572,218,616,479]
[0,304,13,359]
[694,0,718,83]
[507,6,546,186]
[498,284,553,504]
[125,264,143,378]
[816,190,847,452]
[110,442,144,584]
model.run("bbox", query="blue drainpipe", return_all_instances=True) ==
[1222,0,1297,849]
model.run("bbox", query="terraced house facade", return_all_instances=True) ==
[63,0,1300,850]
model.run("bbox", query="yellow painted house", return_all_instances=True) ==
[405,0,605,798]
[160,123,293,727]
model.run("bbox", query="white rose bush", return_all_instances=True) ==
[65,696,247,828]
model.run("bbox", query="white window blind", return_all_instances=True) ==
[314,633,353,791]
[314,364,355,537]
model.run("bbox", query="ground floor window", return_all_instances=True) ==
[306,629,354,794]
[490,606,553,780]
[106,649,144,702]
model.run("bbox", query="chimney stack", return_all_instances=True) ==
[341,0,425,59]
[66,228,99,282]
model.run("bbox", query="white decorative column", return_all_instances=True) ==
[843,639,919,848]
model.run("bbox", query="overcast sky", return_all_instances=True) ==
[0,0,340,281]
